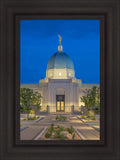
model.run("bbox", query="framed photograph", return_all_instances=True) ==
[0,0,120,160]
[19,20,101,142]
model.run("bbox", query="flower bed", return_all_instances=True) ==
[40,124,81,140]
[22,116,40,121]
[55,115,67,121]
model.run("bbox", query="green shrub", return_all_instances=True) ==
[56,129,61,135]
[91,116,95,120]
[51,123,54,127]
[84,118,90,121]
[56,115,59,120]
[45,132,51,138]
[28,117,36,120]
[67,126,74,134]
[36,116,40,119]
[58,125,64,131]
[81,115,85,118]
[95,108,100,114]
[48,127,53,133]
[62,116,67,121]
[87,115,90,118]
[58,134,65,140]
[54,133,65,140]
[23,118,26,121]
[59,115,62,121]
[48,124,54,133]
[97,123,100,126]
[54,130,61,138]
[55,115,67,121]
[54,129,65,140]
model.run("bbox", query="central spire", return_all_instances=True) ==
[58,34,63,52]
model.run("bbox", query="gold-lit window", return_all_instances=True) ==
[61,101,64,110]
[57,101,60,111]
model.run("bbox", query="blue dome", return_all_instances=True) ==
[47,52,74,70]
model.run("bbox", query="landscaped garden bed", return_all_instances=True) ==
[40,124,81,140]
[55,115,67,121]
[80,115,100,130]
[80,115,100,121]
[22,116,40,121]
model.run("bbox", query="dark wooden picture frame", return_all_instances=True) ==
[0,0,120,160]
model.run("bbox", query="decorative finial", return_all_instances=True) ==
[57,34,63,52]
[58,34,62,45]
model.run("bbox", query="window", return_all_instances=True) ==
[59,72,61,76]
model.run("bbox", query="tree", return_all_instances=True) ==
[96,87,100,107]
[89,86,97,116]
[20,88,34,120]
[31,92,42,117]
[95,87,100,114]
[80,89,91,115]
[80,86,100,116]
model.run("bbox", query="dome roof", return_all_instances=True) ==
[47,51,74,70]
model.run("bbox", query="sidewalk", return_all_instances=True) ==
[20,114,100,140]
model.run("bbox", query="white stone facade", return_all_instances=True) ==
[46,68,75,79]
[21,78,99,113]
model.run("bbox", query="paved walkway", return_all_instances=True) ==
[20,114,100,140]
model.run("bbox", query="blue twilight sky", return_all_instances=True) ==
[20,20,100,84]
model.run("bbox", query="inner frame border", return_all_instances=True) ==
[15,14,105,146]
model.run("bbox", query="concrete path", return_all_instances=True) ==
[20,114,100,140]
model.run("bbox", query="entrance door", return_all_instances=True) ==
[56,95,65,112]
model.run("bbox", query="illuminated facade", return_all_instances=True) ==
[21,36,99,113]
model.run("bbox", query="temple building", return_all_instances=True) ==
[21,35,99,113]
